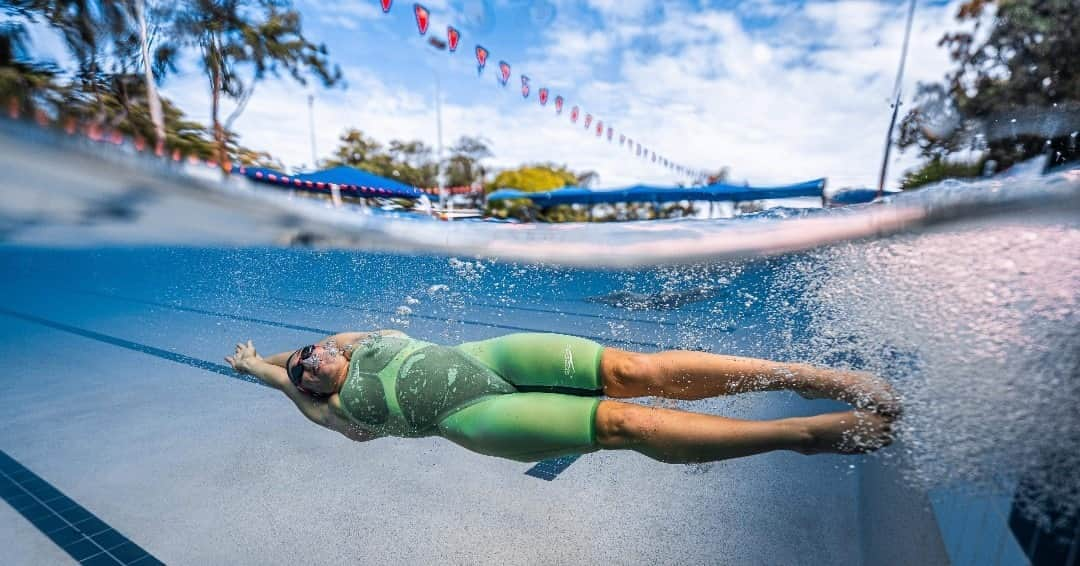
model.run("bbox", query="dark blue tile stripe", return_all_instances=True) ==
[62,285,672,350]
[0,307,579,480]
[68,288,336,335]
[0,307,262,386]
[524,455,582,481]
[267,293,670,350]
[0,449,162,565]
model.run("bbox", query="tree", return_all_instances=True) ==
[322,128,438,187]
[171,0,341,170]
[131,0,164,149]
[898,0,1079,187]
[488,163,580,192]
[445,135,491,187]
[0,20,64,110]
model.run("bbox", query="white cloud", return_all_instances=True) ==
[165,0,968,189]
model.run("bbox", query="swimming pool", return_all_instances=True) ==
[1,124,1078,564]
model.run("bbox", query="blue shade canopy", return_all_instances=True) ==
[294,166,420,195]
[826,188,879,206]
[486,179,827,205]
[239,165,424,199]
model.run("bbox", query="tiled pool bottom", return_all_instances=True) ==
[0,247,973,564]
[1,450,162,565]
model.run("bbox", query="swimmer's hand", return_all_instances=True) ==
[225,340,262,375]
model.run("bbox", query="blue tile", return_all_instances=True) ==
[73,516,110,536]
[5,492,35,510]
[22,502,53,521]
[63,538,104,560]
[0,478,22,497]
[59,505,94,524]
[48,496,79,513]
[106,541,149,564]
[20,477,50,493]
[524,455,581,480]
[90,529,130,551]
[46,526,85,547]
[30,513,68,534]
[81,552,124,566]
[31,483,64,503]
[0,451,19,470]
[7,467,34,482]
[129,555,165,566]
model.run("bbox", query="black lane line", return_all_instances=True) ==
[318,283,720,330]
[0,449,164,566]
[267,293,673,350]
[59,286,668,350]
[524,455,582,481]
[469,300,689,328]
[68,288,337,335]
[0,308,261,387]
[0,308,578,480]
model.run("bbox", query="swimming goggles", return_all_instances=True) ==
[286,345,315,388]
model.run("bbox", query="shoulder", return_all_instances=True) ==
[327,395,381,442]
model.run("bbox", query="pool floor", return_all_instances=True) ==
[0,248,947,564]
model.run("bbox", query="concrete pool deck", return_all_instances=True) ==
[1,266,947,565]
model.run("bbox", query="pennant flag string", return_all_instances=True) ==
[395,3,702,178]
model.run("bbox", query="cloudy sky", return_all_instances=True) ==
[42,0,971,188]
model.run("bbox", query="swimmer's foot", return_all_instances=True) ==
[793,369,902,419]
[793,411,894,455]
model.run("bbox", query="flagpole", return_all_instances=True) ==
[877,0,918,197]
[435,71,446,210]
[307,93,318,169]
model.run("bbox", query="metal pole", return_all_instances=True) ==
[434,72,446,210]
[307,94,318,168]
[877,0,917,197]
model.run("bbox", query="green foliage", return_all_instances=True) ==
[322,128,432,187]
[899,157,984,190]
[445,136,491,187]
[898,0,1079,177]
[168,0,342,165]
[488,163,579,192]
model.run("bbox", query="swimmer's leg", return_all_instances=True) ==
[600,348,900,416]
[594,400,894,463]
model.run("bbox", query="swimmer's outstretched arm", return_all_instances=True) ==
[263,330,410,367]
[226,340,379,443]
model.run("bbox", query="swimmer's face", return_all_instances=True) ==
[287,344,347,395]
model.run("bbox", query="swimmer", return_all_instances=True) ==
[225,332,900,463]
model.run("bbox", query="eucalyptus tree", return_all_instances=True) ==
[898,0,1080,187]
[170,0,341,169]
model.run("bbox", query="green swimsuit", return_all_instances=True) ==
[335,333,605,462]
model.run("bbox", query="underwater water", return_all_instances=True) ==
[1,124,1078,564]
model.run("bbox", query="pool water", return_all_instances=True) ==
[1,120,1078,565]
[2,209,1076,564]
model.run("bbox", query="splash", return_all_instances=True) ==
[787,220,1080,526]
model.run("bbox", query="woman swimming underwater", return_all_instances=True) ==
[225,331,899,463]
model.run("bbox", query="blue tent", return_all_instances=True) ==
[486,178,826,205]
[239,165,424,199]
[294,166,421,197]
[825,188,879,206]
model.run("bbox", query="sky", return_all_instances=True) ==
[32,0,971,188]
